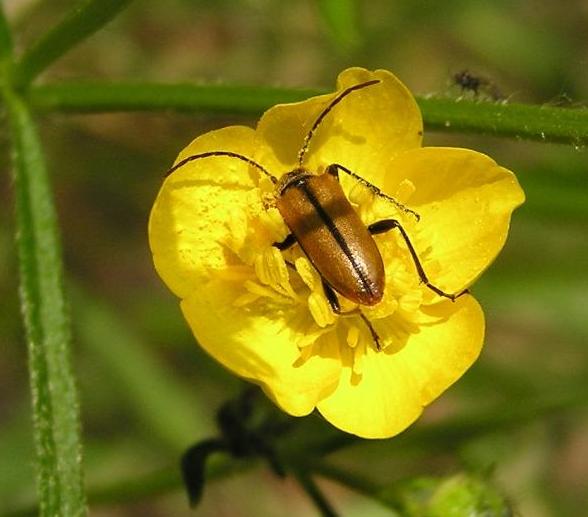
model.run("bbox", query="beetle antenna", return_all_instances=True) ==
[298,79,381,167]
[165,151,278,184]
[328,163,421,221]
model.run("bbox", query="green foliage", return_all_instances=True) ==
[3,72,86,517]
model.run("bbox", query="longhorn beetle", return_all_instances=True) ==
[166,79,465,350]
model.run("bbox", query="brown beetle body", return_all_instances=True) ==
[276,169,385,306]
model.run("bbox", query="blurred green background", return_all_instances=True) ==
[1,0,587,515]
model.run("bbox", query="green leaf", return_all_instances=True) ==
[27,81,588,146]
[13,0,133,87]
[4,90,87,517]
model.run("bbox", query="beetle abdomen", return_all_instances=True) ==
[276,171,385,306]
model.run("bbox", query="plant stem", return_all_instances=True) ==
[418,96,588,146]
[28,81,319,114]
[27,82,588,146]
[12,0,133,88]
[3,89,87,517]
[293,469,340,517]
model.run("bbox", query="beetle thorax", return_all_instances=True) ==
[276,168,314,195]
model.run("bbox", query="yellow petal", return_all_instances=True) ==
[181,283,341,416]
[150,124,341,414]
[148,125,267,299]
[317,295,484,438]
[256,67,422,184]
[380,147,525,295]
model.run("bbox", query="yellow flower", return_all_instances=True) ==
[149,68,525,439]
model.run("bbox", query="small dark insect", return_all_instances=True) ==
[454,70,484,95]
[453,70,503,100]
[166,79,465,351]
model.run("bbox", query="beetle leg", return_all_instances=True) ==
[368,219,469,301]
[325,163,339,179]
[326,163,420,221]
[273,233,297,250]
[321,279,382,351]
[356,313,381,351]
[321,278,341,313]
[367,219,399,235]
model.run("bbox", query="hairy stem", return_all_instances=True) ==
[3,89,87,517]
[27,81,588,146]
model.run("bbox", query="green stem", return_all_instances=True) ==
[418,96,588,145]
[27,82,320,114]
[27,82,588,145]
[13,0,133,88]
[3,89,87,516]
[293,469,340,517]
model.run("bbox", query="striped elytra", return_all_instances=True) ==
[275,168,385,306]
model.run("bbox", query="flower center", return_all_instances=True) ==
[223,177,437,375]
